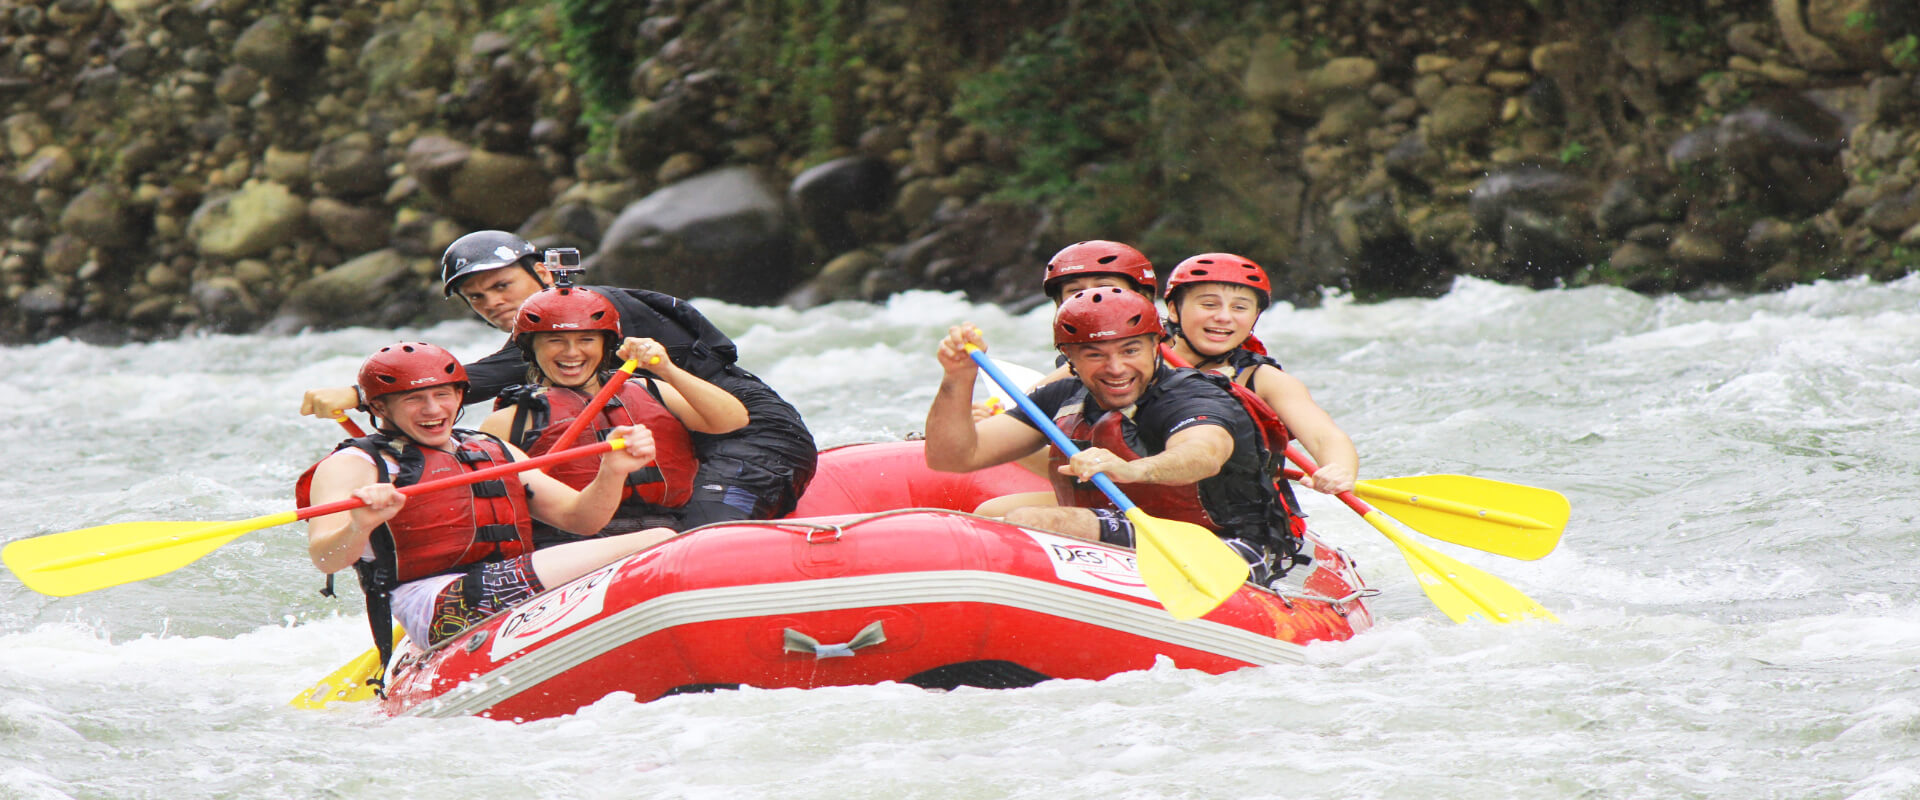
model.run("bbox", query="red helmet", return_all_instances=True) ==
[512,286,622,364]
[1164,252,1271,309]
[1054,287,1163,346]
[358,342,468,403]
[1043,240,1156,299]
[1164,252,1272,310]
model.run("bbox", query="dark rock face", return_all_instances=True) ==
[594,168,797,304]
[1470,165,1599,288]
[789,156,895,256]
[3,2,1920,342]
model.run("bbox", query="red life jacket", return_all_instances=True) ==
[510,382,700,508]
[1046,398,1219,530]
[294,430,534,693]
[295,430,536,588]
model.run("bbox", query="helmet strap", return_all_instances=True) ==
[1172,323,1229,371]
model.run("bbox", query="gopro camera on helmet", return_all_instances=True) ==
[542,248,584,290]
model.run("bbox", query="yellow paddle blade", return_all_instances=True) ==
[290,626,405,710]
[2,512,297,597]
[1355,475,1570,560]
[1361,510,1557,624]
[1125,509,1251,620]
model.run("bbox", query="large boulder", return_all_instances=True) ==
[1667,92,1847,218]
[1469,164,1599,287]
[310,133,391,198]
[789,155,894,255]
[403,136,550,230]
[59,185,142,249]
[444,150,550,230]
[187,180,307,258]
[267,248,441,332]
[593,167,796,304]
[231,14,310,80]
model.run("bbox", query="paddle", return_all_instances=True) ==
[1279,468,1567,560]
[2,437,634,597]
[965,343,1250,620]
[551,357,645,451]
[1152,342,1567,560]
[291,357,653,710]
[287,412,399,709]
[288,626,404,710]
[1287,446,1557,623]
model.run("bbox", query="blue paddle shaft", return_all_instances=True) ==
[965,346,1137,514]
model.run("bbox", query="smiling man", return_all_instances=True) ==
[923,287,1300,586]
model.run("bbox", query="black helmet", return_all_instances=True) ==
[441,230,538,296]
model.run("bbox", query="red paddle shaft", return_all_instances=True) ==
[296,438,624,522]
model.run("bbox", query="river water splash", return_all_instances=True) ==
[3,277,1917,799]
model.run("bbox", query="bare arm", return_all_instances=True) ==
[1068,424,1234,486]
[924,325,1048,473]
[619,337,748,434]
[1253,365,1358,494]
[304,452,389,574]
[477,405,517,442]
[299,386,361,419]
[520,425,659,535]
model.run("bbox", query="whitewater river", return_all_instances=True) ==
[2,277,1917,799]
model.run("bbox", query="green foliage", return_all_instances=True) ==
[1889,34,1920,69]
[950,11,1154,204]
[1650,12,1711,50]
[1845,10,1878,31]
[556,0,637,129]
[1557,139,1590,165]
[743,0,860,161]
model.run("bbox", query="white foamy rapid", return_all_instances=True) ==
[4,278,1918,799]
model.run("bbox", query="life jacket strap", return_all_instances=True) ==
[475,523,521,543]
[455,448,497,464]
[624,465,664,487]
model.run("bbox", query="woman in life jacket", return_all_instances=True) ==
[1162,253,1359,499]
[302,342,678,662]
[479,283,747,541]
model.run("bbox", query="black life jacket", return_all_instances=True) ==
[1042,368,1299,551]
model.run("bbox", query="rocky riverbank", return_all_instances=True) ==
[2,0,1917,343]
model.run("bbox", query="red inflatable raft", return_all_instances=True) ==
[380,441,1374,720]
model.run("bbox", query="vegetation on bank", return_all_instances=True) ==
[524,0,1920,296]
[2,0,1918,341]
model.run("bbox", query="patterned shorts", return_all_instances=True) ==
[427,555,545,646]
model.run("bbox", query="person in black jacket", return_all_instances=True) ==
[301,231,816,527]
